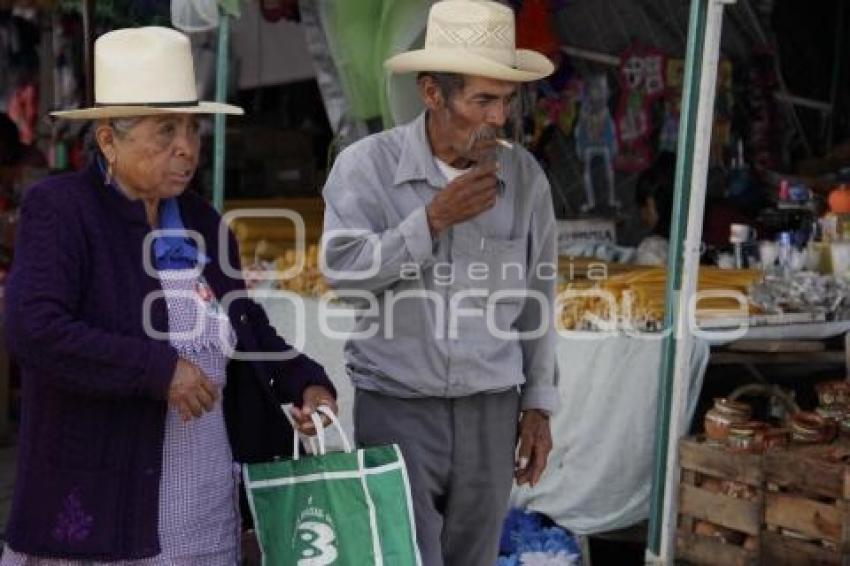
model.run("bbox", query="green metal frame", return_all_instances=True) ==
[212,13,230,213]
[647,0,711,554]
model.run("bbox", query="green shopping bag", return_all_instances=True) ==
[244,406,421,566]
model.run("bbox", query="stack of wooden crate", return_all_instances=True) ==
[763,443,850,565]
[677,437,764,565]
[678,437,850,565]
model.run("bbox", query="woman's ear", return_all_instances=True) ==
[418,76,444,112]
[94,122,117,164]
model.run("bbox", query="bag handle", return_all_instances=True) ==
[318,405,353,453]
[293,412,325,461]
[289,404,352,460]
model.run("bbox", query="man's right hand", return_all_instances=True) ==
[426,162,499,237]
[168,358,219,422]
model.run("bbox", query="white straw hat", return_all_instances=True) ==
[384,0,554,83]
[51,26,243,120]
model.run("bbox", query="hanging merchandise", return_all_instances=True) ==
[171,0,220,33]
[746,52,782,171]
[6,83,37,145]
[710,59,734,163]
[575,74,618,213]
[533,60,580,141]
[659,58,684,153]
[513,0,565,59]
[614,44,667,173]
[660,57,734,161]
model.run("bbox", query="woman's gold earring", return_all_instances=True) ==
[105,161,115,186]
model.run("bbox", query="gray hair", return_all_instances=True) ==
[417,72,466,102]
[87,117,144,160]
[107,117,143,138]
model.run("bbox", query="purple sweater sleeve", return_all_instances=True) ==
[5,186,177,400]
[224,230,336,404]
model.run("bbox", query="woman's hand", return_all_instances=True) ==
[168,358,219,422]
[290,385,337,436]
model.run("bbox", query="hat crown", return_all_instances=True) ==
[94,27,198,106]
[425,0,517,67]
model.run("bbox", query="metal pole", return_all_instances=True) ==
[825,0,846,150]
[212,13,230,213]
[646,0,733,562]
[81,0,95,107]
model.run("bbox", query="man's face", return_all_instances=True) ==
[431,76,519,164]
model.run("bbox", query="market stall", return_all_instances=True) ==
[1,0,850,562]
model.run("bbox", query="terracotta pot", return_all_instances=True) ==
[816,380,850,406]
[727,421,768,453]
[758,427,790,452]
[791,411,836,444]
[705,398,752,443]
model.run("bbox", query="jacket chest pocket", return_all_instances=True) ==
[450,230,528,336]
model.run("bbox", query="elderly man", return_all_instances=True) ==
[321,1,559,564]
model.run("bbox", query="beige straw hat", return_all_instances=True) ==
[384,0,554,83]
[51,26,243,120]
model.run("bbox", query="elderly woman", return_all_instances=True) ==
[1,27,336,564]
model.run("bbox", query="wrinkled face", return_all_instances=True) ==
[426,75,518,164]
[97,114,201,200]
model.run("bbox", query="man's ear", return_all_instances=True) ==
[418,76,444,112]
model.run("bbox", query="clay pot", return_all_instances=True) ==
[758,427,790,452]
[816,380,850,406]
[727,421,768,453]
[705,398,752,444]
[791,411,836,444]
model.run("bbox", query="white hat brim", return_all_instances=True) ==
[384,47,554,83]
[50,101,244,120]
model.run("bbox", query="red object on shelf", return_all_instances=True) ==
[828,184,850,214]
[515,0,560,57]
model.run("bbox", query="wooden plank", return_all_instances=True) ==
[726,339,825,353]
[710,351,846,366]
[766,448,846,500]
[676,531,757,566]
[681,470,698,533]
[845,331,850,376]
[762,529,845,565]
[680,438,763,486]
[766,492,843,543]
[680,484,761,536]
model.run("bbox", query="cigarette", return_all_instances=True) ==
[496,138,513,149]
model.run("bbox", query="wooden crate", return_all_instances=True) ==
[763,442,850,565]
[676,437,763,566]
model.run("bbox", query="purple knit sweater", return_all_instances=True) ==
[3,163,334,560]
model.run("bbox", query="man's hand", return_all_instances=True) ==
[515,409,552,487]
[291,385,338,436]
[426,162,499,237]
[168,358,219,422]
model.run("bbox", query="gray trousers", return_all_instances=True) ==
[354,388,520,566]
